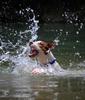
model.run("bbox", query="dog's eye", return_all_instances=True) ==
[29,42,33,46]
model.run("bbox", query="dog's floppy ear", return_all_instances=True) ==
[47,42,56,49]
[39,41,56,50]
[47,43,53,48]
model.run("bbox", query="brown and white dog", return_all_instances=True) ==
[28,40,58,66]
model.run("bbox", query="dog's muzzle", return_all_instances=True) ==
[29,47,39,58]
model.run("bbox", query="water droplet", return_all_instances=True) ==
[76,40,80,43]
[80,23,83,29]
[70,21,72,23]
[76,31,79,35]
[75,52,80,56]
[73,46,76,49]
[69,62,73,67]
[19,10,22,14]
[56,29,58,32]
[60,29,63,32]
[66,32,69,35]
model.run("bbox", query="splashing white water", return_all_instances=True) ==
[0,8,39,73]
[11,40,64,75]
[20,8,39,42]
[0,8,85,77]
[0,7,63,75]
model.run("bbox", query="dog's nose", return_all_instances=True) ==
[29,42,33,46]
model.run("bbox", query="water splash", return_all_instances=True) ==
[20,8,39,42]
[0,8,39,73]
[0,7,65,75]
[0,8,85,77]
[0,7,62,75]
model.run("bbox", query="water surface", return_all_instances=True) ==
[0,73,85,100]
[0,20,85,100]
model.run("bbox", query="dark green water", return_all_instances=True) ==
[0,74,85,100]
[38,23,85,68]
[0,22,85,100]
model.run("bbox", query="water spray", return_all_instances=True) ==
[53,31,63,46]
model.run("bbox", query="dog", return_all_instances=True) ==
[26,40,64,74]
[28,40,58,66]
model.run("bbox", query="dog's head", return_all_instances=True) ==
[28,41,57,58]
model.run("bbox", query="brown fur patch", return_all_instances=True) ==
[38,41,54,54]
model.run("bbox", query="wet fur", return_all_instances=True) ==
[28,41,56,65]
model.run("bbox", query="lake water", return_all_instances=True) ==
[0,21,85,100]
[0,73,85,100]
